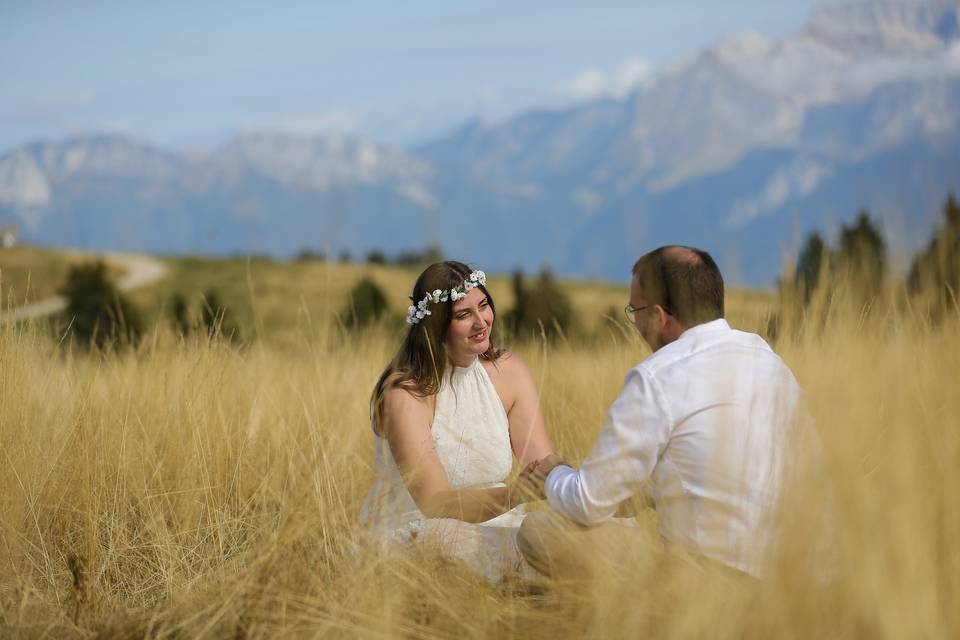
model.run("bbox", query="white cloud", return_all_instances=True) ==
[572,187,603,214]
[728,160,833,226]
[565,69,608,100]
[397,182,439,210]
[558,57,654,101]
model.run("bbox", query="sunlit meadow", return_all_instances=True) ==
[0,254,957,638]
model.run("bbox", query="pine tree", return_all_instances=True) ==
[795,231,828,302]
[170,292,191,336]
[908,192,960,316]
[503,268,575,340]
[836,210,887,297]
[341,277,388,328]
[59,261,142,350]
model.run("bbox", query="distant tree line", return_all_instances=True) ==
[783,192,960,324]
[56,261,240,352]
[296,244,444,268]
[790,209,888,305]
[907,193,960,319]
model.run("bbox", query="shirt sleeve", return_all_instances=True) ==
[545,366,674,526]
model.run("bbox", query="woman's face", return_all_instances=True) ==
[444,286,494,363]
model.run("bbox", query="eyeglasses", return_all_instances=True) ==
[623,303,652,320]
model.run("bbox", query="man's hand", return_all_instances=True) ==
[534,453,567,478]
[527,453,570,499]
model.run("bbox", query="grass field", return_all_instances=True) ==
[1,247,957,638]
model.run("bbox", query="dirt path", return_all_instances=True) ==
[0,251,168,325]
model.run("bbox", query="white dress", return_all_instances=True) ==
[358,357,528,582]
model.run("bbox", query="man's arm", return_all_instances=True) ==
[543,367,674,526]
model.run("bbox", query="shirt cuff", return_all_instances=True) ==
[545,464,577,515]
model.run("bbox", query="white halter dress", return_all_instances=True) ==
[358,357,527,582]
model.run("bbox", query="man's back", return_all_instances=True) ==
[545,318,804,577]
[640,318,803,575]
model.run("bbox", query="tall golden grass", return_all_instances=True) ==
[1,277,958,638]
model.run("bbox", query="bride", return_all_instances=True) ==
[359,261,555,581]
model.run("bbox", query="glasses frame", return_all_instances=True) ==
[623,303,653,320]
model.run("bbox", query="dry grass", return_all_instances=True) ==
[0,258,958,638]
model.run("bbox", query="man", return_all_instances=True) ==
[518,245,807,579]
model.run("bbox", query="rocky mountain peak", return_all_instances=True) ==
[210,132,432,191]
[806,0,960,56]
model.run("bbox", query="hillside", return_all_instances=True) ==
[0,247,775,346]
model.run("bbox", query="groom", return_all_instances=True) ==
[518,245,807,579]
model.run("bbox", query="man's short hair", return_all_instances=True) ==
[632,245,724,325]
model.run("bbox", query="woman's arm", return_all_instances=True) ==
[381,386,539,523]
[488,352,555,467]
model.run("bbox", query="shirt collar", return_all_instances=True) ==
[677,317,731,342]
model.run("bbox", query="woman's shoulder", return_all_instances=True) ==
[482,349,531,378]
[377,378,434,437]
[481,351,535,405]
[382,375,430,407]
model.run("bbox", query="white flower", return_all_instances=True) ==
[405,269,488,316]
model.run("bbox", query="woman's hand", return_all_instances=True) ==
[509,459,546,507]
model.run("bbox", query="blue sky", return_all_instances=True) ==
[1,1,838,152]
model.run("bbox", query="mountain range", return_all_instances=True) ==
[2,0,959,285]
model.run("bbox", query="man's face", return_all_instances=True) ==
[629,274,662,351]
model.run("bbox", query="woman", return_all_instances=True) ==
[359,261,554,581]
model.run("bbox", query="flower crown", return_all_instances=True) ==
[406,270,487,325]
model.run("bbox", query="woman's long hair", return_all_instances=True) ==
[370,261,500,434]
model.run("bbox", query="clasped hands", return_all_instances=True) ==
[510,453,568,504]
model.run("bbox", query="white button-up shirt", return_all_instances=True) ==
[546,318,806,577]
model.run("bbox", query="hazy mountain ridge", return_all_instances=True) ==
[1,0,958,284]
[419,0,960,190]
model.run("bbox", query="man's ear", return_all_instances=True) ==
[654,304,671,329]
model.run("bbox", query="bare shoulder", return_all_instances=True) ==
[481,350,536,409]
[483,350,533,381]
[379,381,433,438]
[382,383,431,414]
